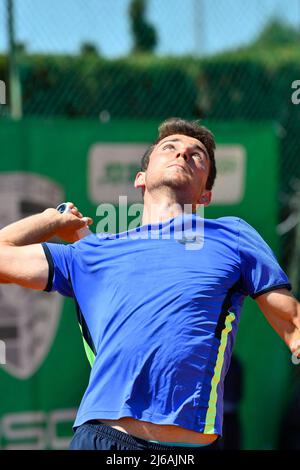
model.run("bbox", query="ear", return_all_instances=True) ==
[134,171,146,190]
[198,191,212,207]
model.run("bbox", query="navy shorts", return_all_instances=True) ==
[69,420,221,451]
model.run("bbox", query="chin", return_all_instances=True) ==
[161,176,191,189]
[149,180,191,196]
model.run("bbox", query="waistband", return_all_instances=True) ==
[148,440,208,447]
[85,420,219,451]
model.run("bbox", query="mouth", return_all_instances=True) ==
[167,164,188,171]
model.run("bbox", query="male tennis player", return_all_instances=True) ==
[0,118,299,451]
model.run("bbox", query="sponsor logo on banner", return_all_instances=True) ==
[0,409,77,449]
[88,143,246,205]
[0,173,64,379]
[214,145,245,204]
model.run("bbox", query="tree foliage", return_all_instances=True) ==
[129,0,157,53]
[79,42,100,56]
[254,17,300,47]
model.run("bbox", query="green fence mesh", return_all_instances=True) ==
[1,2,299,204]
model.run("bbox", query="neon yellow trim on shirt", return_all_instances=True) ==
[78,324,95,367]
[204,311,236,434]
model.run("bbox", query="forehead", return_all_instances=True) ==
[157,134,206,150]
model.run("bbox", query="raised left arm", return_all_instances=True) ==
[255,288,300,357]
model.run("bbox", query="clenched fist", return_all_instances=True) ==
[45,202,93,243]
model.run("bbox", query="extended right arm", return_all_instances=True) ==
[0,204,92,290]
[0,243,49,290]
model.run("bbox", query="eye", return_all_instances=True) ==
[162,144,175,150]
[192,152,204,160]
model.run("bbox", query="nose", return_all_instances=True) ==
[176,148,190,162]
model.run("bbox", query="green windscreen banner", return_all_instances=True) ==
[0,118,289,449]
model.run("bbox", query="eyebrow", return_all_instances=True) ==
[158,138,209,159]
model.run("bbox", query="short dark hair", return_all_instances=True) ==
[141,118,216,190]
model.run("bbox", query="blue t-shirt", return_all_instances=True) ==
[42,215,291,436]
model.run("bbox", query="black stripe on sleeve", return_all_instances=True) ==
[41,242,54,292]
[251,283,292,299]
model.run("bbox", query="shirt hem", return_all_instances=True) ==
[41,243,54,292]
[73,408,221,436]
[251,283,292,299]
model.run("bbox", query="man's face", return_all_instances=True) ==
[135,134,211,205]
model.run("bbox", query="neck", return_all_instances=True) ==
[141,190,197,225]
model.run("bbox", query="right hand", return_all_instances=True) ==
[46,202,93,243]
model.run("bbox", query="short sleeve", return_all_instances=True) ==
[238,219,291,298]
[41,242,74,297]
